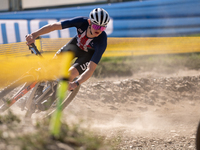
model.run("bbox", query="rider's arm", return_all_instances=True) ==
[77,61,97,84]
[26,22,62,45]
[74,33,107,86]
[68,61,97,91]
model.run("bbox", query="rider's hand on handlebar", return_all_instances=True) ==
[26,34,35,45]
[68,81,78,91]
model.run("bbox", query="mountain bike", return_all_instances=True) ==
[0,43,80,118]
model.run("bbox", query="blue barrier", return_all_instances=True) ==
[0,0,200,44]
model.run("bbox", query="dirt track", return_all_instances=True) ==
[60,69,200,150]
[7,68,200,149]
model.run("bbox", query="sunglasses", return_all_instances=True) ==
[92,24,107,31]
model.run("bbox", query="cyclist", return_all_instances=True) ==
[26,8,110,91]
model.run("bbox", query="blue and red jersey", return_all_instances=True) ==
[61,17,107,64]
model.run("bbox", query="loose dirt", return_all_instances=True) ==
[60,69,200,150]
[5,67,200,149]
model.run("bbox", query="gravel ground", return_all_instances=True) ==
[63,70,200,150]
[2,69,200,150]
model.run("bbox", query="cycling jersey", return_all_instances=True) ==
[61,17,107,64]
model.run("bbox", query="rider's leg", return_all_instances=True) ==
[69,66,79,82]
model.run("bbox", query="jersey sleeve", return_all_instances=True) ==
[90,32,107,64]
[61,17,86,29]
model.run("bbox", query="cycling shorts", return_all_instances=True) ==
[55,37,94,75]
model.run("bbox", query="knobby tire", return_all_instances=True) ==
[45,84,80,117]
[25,79,80,118]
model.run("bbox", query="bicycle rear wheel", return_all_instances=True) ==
[0,75,36,112]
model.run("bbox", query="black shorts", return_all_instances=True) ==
[55,37,94,75]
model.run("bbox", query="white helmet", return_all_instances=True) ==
[89,8,110,26]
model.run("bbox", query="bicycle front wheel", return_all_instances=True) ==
[25,81,58,118]
[45,84,80,117]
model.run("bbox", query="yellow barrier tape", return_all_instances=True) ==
[38,37,200,56]
[0,37,200,88]
[105,37,200,57]
[0,53,62,88]
[40,38,71,52]
[1,37,200,58]
[0,39,42,58]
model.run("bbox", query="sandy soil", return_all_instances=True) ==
[7,69,200,150]
[60,69,200,150]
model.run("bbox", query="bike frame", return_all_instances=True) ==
[1,41,79,120]
[2,42,59,113]
[3,42,42,109]
[9,81,37,106]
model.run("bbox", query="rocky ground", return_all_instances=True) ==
[3,55,200,150]
[60,69,200,150]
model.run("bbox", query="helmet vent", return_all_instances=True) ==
[89,8,110,26]
[95,11,98,23]
[100,9,104,25]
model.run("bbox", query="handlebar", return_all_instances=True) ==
[26,35,43,58]
[28,43,43,58]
